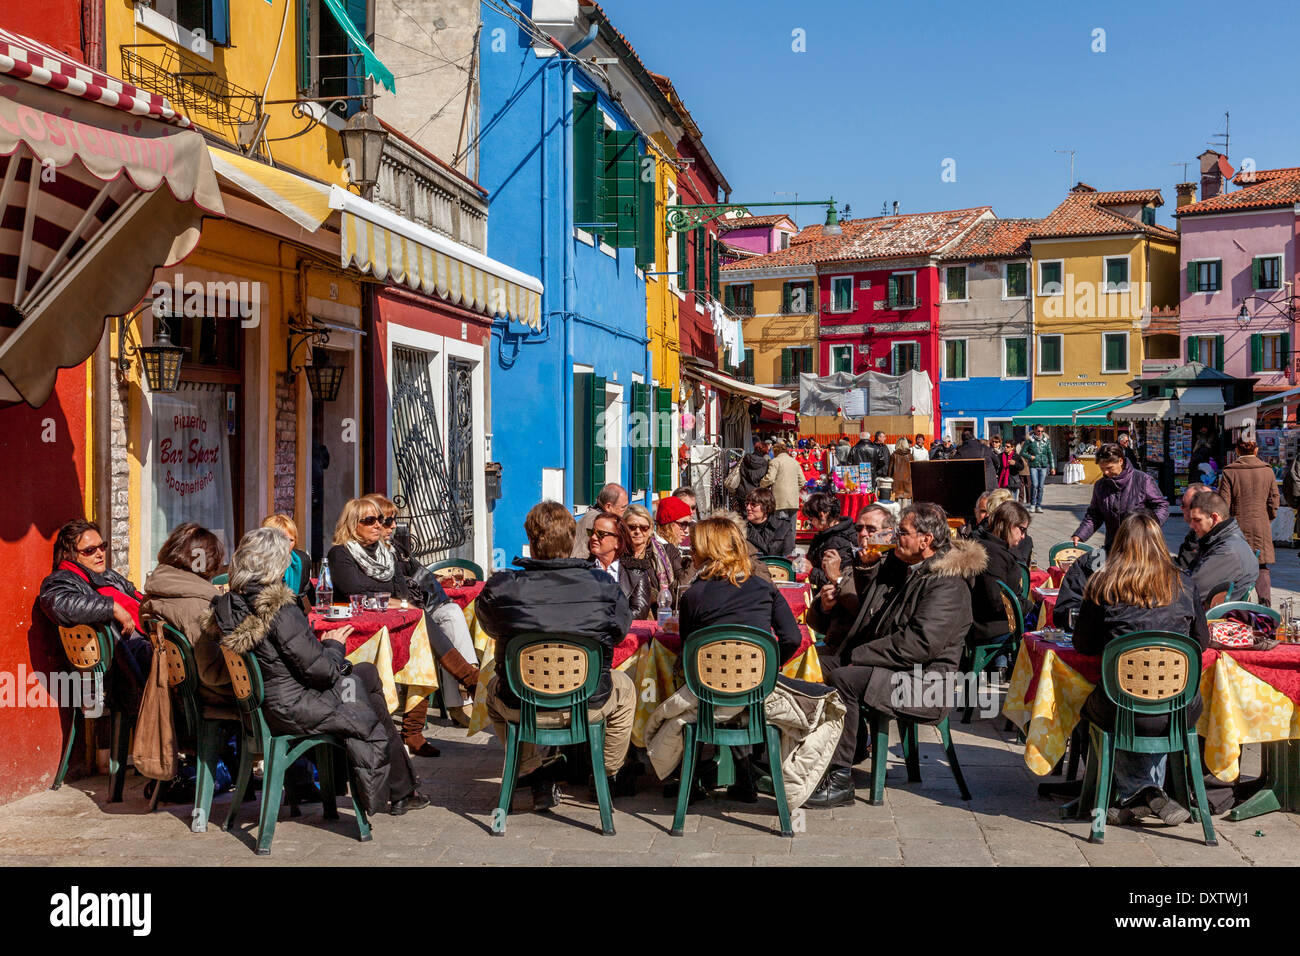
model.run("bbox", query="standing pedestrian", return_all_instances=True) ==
[1021,423,1055,514]
[1116,431,1141,471]
[1218,437,1280,605]
[956,428,998,491]
[759,440,803,525]
[890,437,914,506]
[1071,443,1169,549]
[910,434,930,463]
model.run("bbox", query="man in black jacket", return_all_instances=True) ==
[930,435,957,461]
[478,501,635,810]
[807,503,985,807]
[1182,490,1259,603]
[803,491,858,594]
[956,428,998,491]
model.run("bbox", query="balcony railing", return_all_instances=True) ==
[727,304,755,317]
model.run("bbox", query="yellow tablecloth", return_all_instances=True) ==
[1004,639,1300,780]
[343,614,439,716]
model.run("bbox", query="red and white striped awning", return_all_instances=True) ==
[0,28,190,127]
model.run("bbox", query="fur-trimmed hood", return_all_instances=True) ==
[923,538,988,580]
[200,582,298,655]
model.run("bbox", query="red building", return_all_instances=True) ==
[814,208,992,434]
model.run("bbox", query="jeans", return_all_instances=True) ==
[1113,751,1166,803]
[1029,467,1048,507]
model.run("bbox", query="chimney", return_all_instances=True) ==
[1175,182,1197,209]
[1199,150,1226,200]
[892,201,899,215]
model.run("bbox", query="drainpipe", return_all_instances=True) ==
[86,0,112,540]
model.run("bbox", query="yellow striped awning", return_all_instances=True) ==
[206,147,333,233]
[330,186,543,328]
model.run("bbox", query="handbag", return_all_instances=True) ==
[131,625,178,781]
[724,460,742,492]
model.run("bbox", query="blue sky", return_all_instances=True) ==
[597,0,1300,228]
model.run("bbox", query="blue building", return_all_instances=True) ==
[479,2,667,560]
[936,220,1038,442]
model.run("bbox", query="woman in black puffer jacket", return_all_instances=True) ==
[204,527,428,817]
[967,501,1029,651]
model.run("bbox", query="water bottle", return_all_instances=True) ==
[656,584,673,628]
[317,557,333,609]
[793,552,809,577]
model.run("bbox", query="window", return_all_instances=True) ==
[1102,332,1128,373]
[1003,337,1028,379]
[782,280,814,314]
[1141,207,1156,226]
[1188,259,1222,293]
[150,0,229,46]
[300,0,368,114]
[892,342,920,375]
[1187,335,1224,371]
[780,347,814,385]
[571,90,652,258]
[723,283,754,315]
[887,272,917,309]
[779,232,791,250]
[1038,334,1063,374]
[830,345,853,374]
[1254,255,1283,291]
[1039,260,1064,296]
[1004,262,1028,299]
[945,266,967,301]
[830,276,854,312]
[1252,333,1289,373]
[942,339,968,380]
[666,182,679,292]
[739,348,755,382]
[1103,256,1129,293]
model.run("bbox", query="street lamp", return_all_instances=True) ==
[666,198,845,233]
[823,197,842,236]
[1237,284,1297,329]
[339,108,388,197]
[118,313,185,392]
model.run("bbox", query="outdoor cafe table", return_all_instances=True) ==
[1003,631,1300,820]
[308,606,438,715]
[464,581,823,745]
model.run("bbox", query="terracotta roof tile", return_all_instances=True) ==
[816,207,992,264]
[718,214,795,232]
[1030,188,1176,240]
[1180,168,1300,216]
[1232,166,1300,185]
[940,218,1038,260]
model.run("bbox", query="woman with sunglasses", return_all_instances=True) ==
[40,518,153,709]
[966,500,1031,664]
[622,504,677,620]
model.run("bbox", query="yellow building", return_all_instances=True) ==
[104,0,385,577]
[644,133,681,396]
[1017,185,1180,473]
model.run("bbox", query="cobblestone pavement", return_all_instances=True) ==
[1,482,1296,866]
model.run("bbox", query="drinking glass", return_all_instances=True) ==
[1068,608,1078,633]
[867,530,897,556]
[350,595,365,615]
[376,592,391,611]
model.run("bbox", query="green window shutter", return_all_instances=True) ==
[573,92,601,228]
[781,348,793,384]
[653,386,673,493]
[1187,264,1198,293]
[630,382,650,493]
[1213,334,1224,371]
[1284,334,1292,372]
[676,228,687,284]
[634,155,656,269]
[692,228,707,292]
[601,130,638,247]
[742,349,754,380]
[947,267,965,300]
[1186,336,1199,363]
[587,374,607,503]
[781,282,792,313]
[887,275,900,308]
[1250,334,1262,373]
[1252,258,1262,290]
[723,285,735,310]
[710,234,720,300]
[298,0,312,91]
[1006,338,1027,378]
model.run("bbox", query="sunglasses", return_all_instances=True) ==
[625,524,651,533]
[673,519,694,528]
[77,542,108,557]
[358,515,393,527]
[586,528,619,541]
[854,524,881,533]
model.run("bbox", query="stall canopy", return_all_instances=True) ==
[1112,397,1179,422]
[0,29,223,406]
[207,147,332,233]
[684,364,792,409]
[330,186,542,328]
[1012,397,1131,426]
[1177,385,1225,416]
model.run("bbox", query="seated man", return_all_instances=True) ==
[477,502,635,811]
[1173,483,1210,572]
[1183,490,1258,605]
[806,503,897,654]
[806,503,985,808]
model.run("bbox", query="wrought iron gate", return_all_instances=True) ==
[391,346,466,559]
[445,357,476,560]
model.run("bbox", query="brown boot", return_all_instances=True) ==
[402,697,440,757]
[440,648,481,694]
[450,705,474,728]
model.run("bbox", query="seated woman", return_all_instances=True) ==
[678,517,802,667]
[621,504,675,620]
[587,510,650,618]
[206,527,428,817]
[140,522,231,710]
[1072,511,1210,827]
[40,519,152,710]
[652,496,692,606]
[744,486,794,557]
[261,513,316,610]
[967,501,1030,652]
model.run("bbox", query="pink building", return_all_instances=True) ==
[1176,157,1300,401]
[719,214,797,261]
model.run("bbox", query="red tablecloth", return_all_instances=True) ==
[837,491,876,520]
[309,608,424,672]
[444,582,484,610]
[776,582,807,620]
[1204,642,1300,706]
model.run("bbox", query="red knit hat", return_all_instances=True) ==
[656,495,692,525]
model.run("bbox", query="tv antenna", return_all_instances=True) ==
[1055,148,1076,189]
[1207,110,1229,159]
[1171,161,1191,181]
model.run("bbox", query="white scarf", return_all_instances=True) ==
[346,539,395,582]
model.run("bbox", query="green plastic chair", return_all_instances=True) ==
[151,620,233,832]
[961,581,1024,724]
[1016,562,1032,605]
[1074,630,1216,846]
[865,708,972,805]
[493,633,615,837]
[427,558,485,584]
[1206,602,1280,625]
[759,556,795,582]
[219,646,371,855]
[211,573,229,587]
[671,625,793,838]
[1048,541,1094,567]
[52,624,132,803]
